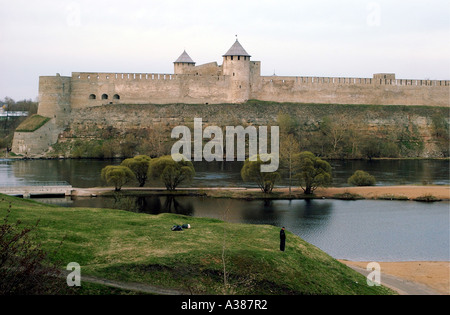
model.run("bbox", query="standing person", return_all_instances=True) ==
[280,227,286,251]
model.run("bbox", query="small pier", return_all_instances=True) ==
[0,181,73,198]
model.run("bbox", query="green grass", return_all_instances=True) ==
[413,194,442,202]
[332,192,365,200]
[15,114,50,132]
[0,194,395,295]
[378,194,409,201]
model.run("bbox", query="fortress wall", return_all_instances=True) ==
[184,62,222,76]
[251,76,450,106]
[70,72,232,108]
[11,119,60,156]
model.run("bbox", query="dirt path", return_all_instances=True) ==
[340,261,449,295]
[80,261,449,295]
[81,275,189,295]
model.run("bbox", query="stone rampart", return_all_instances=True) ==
[70,72,232,108]
[252,76,450,106]
[11,119,61,156]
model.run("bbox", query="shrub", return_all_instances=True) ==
[333,192,364,200]
[0,202,65,295]
[413,194,441,202]
[348,170,376,186]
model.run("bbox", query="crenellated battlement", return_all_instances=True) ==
[261,75,450,87]
[73,72,177,81]
[14,39,448,156]
[37,39,449,125]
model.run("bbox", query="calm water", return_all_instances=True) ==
[1,158,449,261]
[0,158,449,188]
[35,195,450,262]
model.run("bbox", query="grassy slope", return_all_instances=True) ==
[15,114,50,132]
[0,194,394,295]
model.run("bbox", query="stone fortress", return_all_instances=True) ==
[12,39,450,155]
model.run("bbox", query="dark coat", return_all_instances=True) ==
[280,229,286,251]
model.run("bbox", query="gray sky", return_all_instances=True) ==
[0,0,449,101]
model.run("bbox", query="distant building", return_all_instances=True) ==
[0,107,28,119]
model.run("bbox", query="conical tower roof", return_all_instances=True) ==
[174,50,195,64]
[223,39,251,57]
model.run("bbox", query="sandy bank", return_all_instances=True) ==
[339,260,450,295]
[72,185,450,201]
[316,185,450,201]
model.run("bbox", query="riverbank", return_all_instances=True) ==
[72,185,450,201]
[0,194,394,295]
[339,260,449,295]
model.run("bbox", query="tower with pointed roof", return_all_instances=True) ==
[174,50,196,75]
[222,39,252,103]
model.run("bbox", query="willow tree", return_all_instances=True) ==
[293,151,332,195]
[148,155,195,191]
[241,154,281,194]
[121,155,151,187]
[101,165,134,191]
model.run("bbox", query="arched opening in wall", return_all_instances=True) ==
[89,94,96,100]
[113,94,120,100]
[102,94,108,100]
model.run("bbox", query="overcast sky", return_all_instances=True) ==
[0,0,449,101]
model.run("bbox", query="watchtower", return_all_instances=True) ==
[174,50,196,75]
[37,74,71,128]
[222,39,251,103]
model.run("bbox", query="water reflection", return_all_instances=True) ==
[1,159,449,188]
[65,194,335,230]
[33,194,449,261]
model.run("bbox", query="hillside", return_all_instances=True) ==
[0,194,394,295]
[49,101,449,159]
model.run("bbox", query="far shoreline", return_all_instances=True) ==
[4,154,450,161]
[71,185,450,202]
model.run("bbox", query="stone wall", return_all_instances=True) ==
[39,70,449,121]
[251,76,450,106]
[11,119,61,156]
[70,72,233,108]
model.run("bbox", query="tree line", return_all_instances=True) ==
[0,97,39,150]
[53,108,448,159]
[276,112,445,159]
[101,152,377,195]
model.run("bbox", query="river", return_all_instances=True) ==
[0,158,449,262]
[1,158,449,188]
